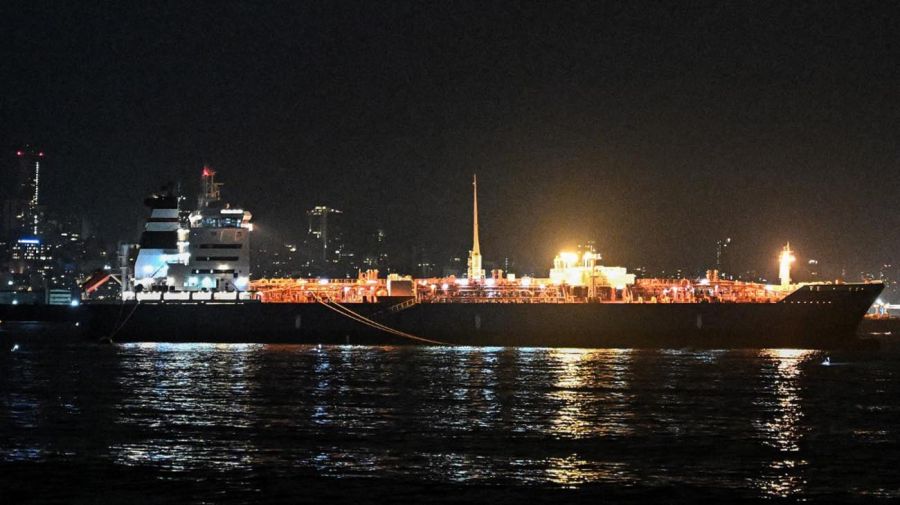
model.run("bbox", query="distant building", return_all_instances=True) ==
[0,147,109,301]
[715,237,733,279]
[878,263,897,303]
[362,228,390,273]
[442,256,465,277]
[253,241,301,279]
[805,258,821,281]
[501,256,515,276]
[304,205,359,276]
[410,246,436,277]
[2,147,55,290]
[2,146,45,241]
[306,205,342,262]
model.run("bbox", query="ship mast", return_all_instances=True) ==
[199,166,222,208]
[467,174,485,281]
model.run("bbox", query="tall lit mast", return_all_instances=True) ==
[467,174,485,281]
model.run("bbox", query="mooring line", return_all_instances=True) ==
[313,295,448,345]
[333,303,445,345]
[318,300,448,345]
[106,300,140,343]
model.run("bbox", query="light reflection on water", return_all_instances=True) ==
[547,348,635,440]
[112,343,262,471]
[752,349,814,498]
[1,342,899,500]
[545,456,638,487]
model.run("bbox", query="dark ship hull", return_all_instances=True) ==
[0,283,882,349]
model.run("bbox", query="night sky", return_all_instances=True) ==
[2,1,897,277]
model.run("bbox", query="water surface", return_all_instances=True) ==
[2,335,899,503]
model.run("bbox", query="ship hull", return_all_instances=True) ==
[2,284,881,349]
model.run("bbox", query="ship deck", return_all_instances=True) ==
[248,277,801,305]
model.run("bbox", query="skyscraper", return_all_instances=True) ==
[2,146,45,240]
[2,146,53,288]
[715,237,732,279]
[305,205,347,275]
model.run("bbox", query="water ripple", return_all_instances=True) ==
[2,340,899,502]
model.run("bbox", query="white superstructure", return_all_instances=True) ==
[132,168,252,294]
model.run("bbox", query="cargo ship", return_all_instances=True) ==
[0,172,884,348]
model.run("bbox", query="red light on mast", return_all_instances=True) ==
[38,152,44,157]
[16,151,23,156]
[202,166,215,177]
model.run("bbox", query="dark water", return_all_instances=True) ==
[2,333,900,503]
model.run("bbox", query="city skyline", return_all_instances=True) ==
[2,150,896,288]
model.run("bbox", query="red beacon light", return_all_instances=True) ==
[16,151,23,156]
[38,152,44,157]
[202,166,215,177]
